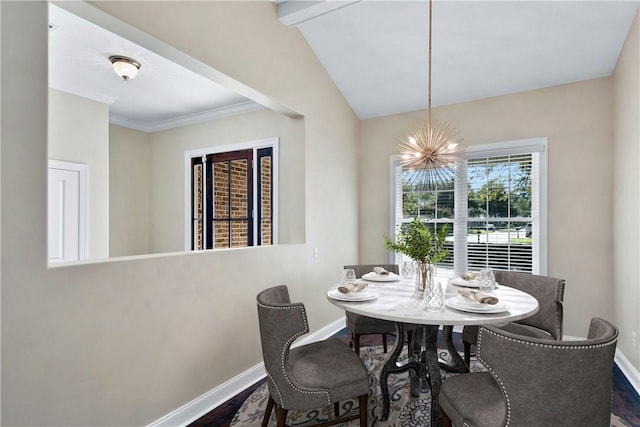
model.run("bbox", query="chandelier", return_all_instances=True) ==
[399,0,464,190]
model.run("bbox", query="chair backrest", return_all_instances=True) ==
[493,270,565,340]
[477,317,618,427]
[344,264,399,278]
[256,285,310,409]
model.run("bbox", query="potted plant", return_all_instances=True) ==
[384,217,449,292]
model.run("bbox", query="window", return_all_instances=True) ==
[186,138,278,250]
[390,138,547,277]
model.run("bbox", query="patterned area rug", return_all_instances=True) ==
[231,346,630,426]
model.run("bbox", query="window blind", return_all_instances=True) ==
[390,137,547,277]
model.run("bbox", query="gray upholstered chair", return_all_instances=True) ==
[462,270,565,365]
[256,285,369,427]
[343,264,411,354]
[440,317,618,427]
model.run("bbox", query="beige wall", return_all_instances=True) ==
[3,2,638,426]
[109,124,152,257]
[359,77,615,338]
[111,108,304,257]
[49,89,110,260]
[613,9,640,369]
[1,1,358,425]
[148,108,305,254]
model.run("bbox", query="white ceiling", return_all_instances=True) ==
[49,1,639,130]
[48,3,263,133]
[279,0,639,119]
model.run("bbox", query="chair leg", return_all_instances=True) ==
[276,405,288,427]
[358,394,368,426]
[407,330,413,348]
[382,333,388,353]
[463,341,472,366]
[442,410,453,427]
[334,401,340,417]
[262,395,274,427]
[354,334,361,356]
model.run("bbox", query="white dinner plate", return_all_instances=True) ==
[327,289,379,302]
[455,297,503,311]
[450,277,482,288]
[362,272,401,282]
[445,296,509,313]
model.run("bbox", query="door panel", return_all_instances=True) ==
[48,166,82,262]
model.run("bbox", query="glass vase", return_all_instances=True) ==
[414,261,434,293]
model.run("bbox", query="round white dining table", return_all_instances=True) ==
[327,276,539,426]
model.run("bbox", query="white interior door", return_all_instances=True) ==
[48,160,87,263]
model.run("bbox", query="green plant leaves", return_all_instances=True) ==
[384,217,449,264]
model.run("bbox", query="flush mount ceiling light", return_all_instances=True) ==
[399,0,464,190]
[109,55,141,81]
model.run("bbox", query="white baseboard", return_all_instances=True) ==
[147,317,346,427]
[615,349,640,396]
[150,322,640,426]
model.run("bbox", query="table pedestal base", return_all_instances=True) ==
[379,323,468,426]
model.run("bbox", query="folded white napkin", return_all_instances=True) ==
[373,266,390,276]
[338,280,369,294]
[458,288,499,305]
[460,271,481,281]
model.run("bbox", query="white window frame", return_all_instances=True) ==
[183,137,279,251]
[389,137,548,275]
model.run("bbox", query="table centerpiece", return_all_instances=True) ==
[384,217,449,294]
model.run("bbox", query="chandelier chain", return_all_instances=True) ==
[398,0,464,191]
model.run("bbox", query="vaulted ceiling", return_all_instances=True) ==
[49,1,639,131]
[278,0,639,119]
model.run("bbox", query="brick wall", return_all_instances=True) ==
[201,154,273,248]
[260,156,272,245]
[213,160,248,247]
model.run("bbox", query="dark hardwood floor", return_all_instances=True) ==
[613,364,640,426]
[190,330,640,427]
[191,380,264,427]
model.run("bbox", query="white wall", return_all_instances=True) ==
[1,1,359,425]
[359,77,615,338]
[110,108,304,257]
[613,8,640,371]
[109,124,152,257]
[5,3,636,426]
[49,89,110,260]
[147,108,305,254]
[109,109,304,257]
